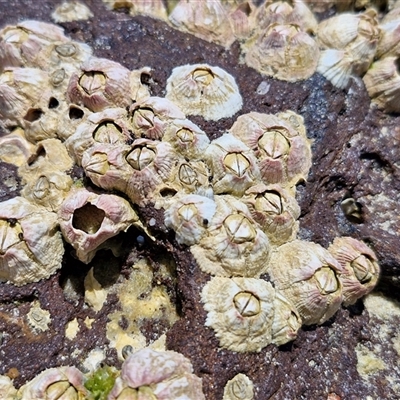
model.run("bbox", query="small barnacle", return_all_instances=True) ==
[17,366,89,399]
[243,23,319,82]
[223,373,254,400]
[328,237,380,306]
[363,56,400,113]
[229,112,312,188]
[227,1,255,40]
[164,193,217,246]
[58,188,141,263]
[67,57,137,112]
[163,118,210,160]
[165,64,243,121]
[242,183,300,245]
[0,128,36,167]
[268,240,344,325]
[51,1,94,23]
[201,277,276,352]
[340,197,363,223]
[204,133,260,197]
[169,0,235,48]
[0,197,64,286]
[190,195,270,277]
[26,301,51,332]
[130,96,185,140]
[108,348,205,400]
[0,375,18,400]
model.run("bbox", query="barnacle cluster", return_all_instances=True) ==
[0,5,384,398]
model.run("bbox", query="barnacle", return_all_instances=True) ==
[328,237,380,306]
[0,375,17,400]
[108,348,205,399]
[51,1,94,23]
[191,195,270,277]
[223,373,254,400]
[0,127,35,166]
[165,64,243,121]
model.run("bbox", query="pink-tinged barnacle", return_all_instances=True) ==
[169,0,235,48]
[328,237,380,306]
[228,1,255,41]
[58,188,140,264]
[17,366,89,400]
[201,277,276,352]
[163,118,210,160]
[67,57,135,112]
[242,183,300,246]
[268,240,344,325]
[204,133,260,197]
[108,348,205,400]
[130,96,185,140]
[165,63,243,121]
[244,23,319,82]
[191,195,270,277]
[164,193,217,246]
[0,197,64,286]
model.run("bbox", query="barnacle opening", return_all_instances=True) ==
[255,191,283,214]
[351,255,374,283]
[179,164,197,185]
[233,291,261,317]
[0,219,23,254]
[223,153,250,177]
[84,152,109,175]
[258,130,290,159]
[72,203,105,234]
[48,97,59,109]
[51,68,66,86]
[46,381,74,398]
[132,107,155,129]
[23,108,43,122]
[314,266,340,295]
[126,146,156,170]
[69,106,85,120]
[93,121,124,144]
[192,67,214,87]
[176,128,194,143]
[55,43,77,57]
[178,204,198,222]
[33,176,50,199]
[223,214,256,244]
[27,144,46,166]
[79,71,106,95]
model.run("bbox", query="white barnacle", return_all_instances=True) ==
[328,237,380,306]
[268,240,344,325]
[223,373,254,400]
[164,193,216,246]
[205,133,260,197]
[165,64,243,121]
[0,197,64,286]
[190,195,270,277]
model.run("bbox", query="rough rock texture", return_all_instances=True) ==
[0,1,399,399]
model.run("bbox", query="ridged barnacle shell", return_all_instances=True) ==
[65,107,133,165]
[223,373,254,400]
[227,1,255,40]
[0,197,64,286]
[162,118,210,160]
[17,366,89,400]
[254,0,318,34]
[243,23,319,82]
[58,188,140,263]
[242,183,300,245]
[316,9,380,88]
[190,195,270,277]
[129,96,185,140]
[363,56,400,113]
[0,20,68,71]
[204,133,261,197]
[165,63,243,121]
[268,240,344,325]
[52,1,94,23]
[56,103,92,142]
[164,193,217,246]
[108,348,205,400]
[229,112,312,188]
[0,127,35,166]
[328,237,380,306]
[169,0,235,48]
[0,67,53,128]
[67,56,138,112]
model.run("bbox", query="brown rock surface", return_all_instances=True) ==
[0,1,399,399]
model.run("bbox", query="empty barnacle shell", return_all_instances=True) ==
[17,366,89,399]
[191,195,270,277]
[223,373,254,400]
[57,103,92,142]
[108,348,205,400]
[130,96,185,140]
[328,237,380,306]
[58,188,141,263]
[165,64,243,121]
[169,0,235,48]
[243,23,319,82]
[0,196,64,286]
[363,56,400,113]
[204,133,261,197]
[0,20,68,71]
[242,183,300,245]
[229,112,312,188]
[164,193,217,246]
[0,127,35,167]
[67,57,138,112]
[52,1,94,23]
[268,240,344,325]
